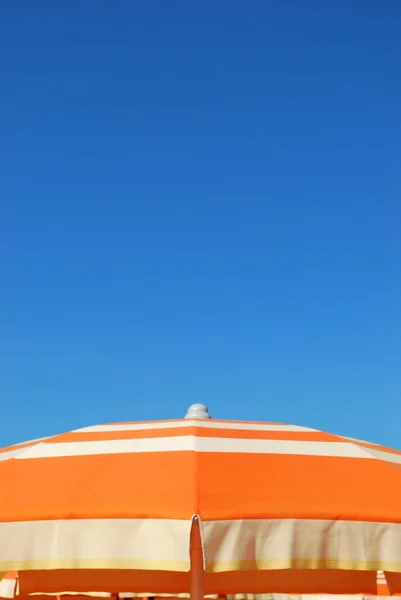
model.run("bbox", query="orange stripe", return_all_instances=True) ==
[0,572,17,580]
[385,572,401,594]
[18,568,379,595]
[13,596,110,600]
[0,452,196,521]
[196,453,401,520]
[2,451,401,522]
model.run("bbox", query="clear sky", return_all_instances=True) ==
[0,2,400,449]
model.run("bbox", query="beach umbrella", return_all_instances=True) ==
[1,404,401,597]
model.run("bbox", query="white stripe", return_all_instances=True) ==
[354,445,401,465]
[0,436,53,462]
[0,447,31,462]
[15,436,377,459]
[0,439,54,462]
[0,518,190,565]
[0,519,399,584]
[201,518,401,566]
[75,421,318,433]
[0,578,16,599]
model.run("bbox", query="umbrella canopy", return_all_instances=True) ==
[1,404,401,596]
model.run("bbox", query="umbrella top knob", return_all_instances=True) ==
[184,403,211,419]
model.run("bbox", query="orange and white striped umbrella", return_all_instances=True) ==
[2,404,401,596]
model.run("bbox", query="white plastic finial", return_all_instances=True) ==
[184,403,211,419]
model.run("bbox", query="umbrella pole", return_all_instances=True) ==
[190,515,204,600]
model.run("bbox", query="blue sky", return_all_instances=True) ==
[0,2,400,449]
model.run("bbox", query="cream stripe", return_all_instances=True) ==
[201,518,401,570]
[1,518,401,574]
[14,437,378,460]
[0,577,16,598]
[0,437,51,461]
[0,519,190,568]
[355,445,401,465]
[75,421,318,434]
[0,448,30,462]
